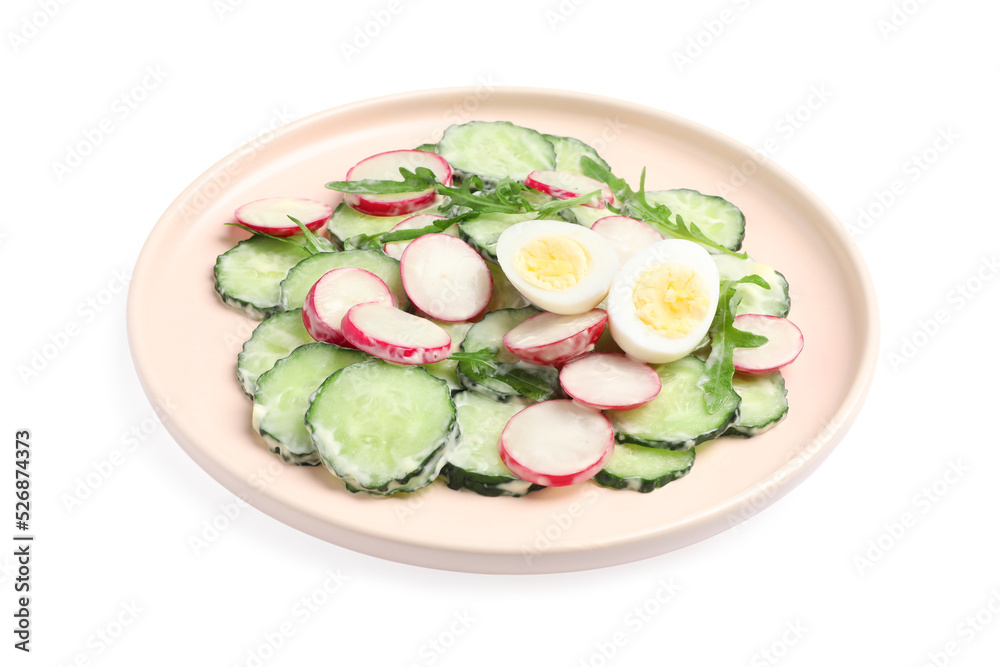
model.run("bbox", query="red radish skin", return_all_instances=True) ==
[301,268,395,347]
[383,214,451,260]
[560,353,661,410]
[499,400,614,487]
[525,170,614,208]
[732,314,804,374]
[400,234,493,322]
[345,150,453,217]
[341,302,452,365]
[502,309,608,366]
[234,197,333,237]
[590,216,664,266]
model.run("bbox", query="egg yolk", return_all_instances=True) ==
[632,264,710,338]
[515,236,590,291]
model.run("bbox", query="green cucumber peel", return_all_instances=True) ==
[580,156,747,258]
[700,275,770,414]
[450,348,554,402]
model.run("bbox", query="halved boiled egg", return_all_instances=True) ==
[607,239,720,363]
[496,219,618,315]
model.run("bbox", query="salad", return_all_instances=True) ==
[213,120,803,497]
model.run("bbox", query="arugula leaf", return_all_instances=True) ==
[580,157,746,258]
[324,167,438,195]
[378,210,477,244]
[327,163,605,223]
[287,215,337,254]
[699,275,770,414]
[498,367,558,402]
[224,221,334,255]
[533,189,603,218]
[345,232,383,251]
[450,348,556,402]
[436,177,529,215]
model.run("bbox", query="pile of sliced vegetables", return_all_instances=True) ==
[214,120,803,496]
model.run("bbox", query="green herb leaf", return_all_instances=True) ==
[345,233,384,251]
[580,157,747,258]
[287,216,337,254]
[378,210,478,244]
[224,222,334,255]
[325,167,438,195]
[497,367,556,402]
[532,190,603,219]
[450,348,556,402]
[436,177,527,215]
[700,276,771,414]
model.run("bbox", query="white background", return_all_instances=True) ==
[3,0,999,665]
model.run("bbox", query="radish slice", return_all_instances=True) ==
[234,197,333,237]
[524,170,614,208]
[502,309,608,366]
[345,150,453,217]
[383,214,455,260]
[559,353,662,410]
[341,302,452,365]
[590,215,664,266]
[499,400,614,487]
[732,314,804,373]
[400,234,493,322]
[302,268,396,347]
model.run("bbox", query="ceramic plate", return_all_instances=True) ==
[127,87,878,573]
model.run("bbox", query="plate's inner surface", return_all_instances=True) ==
[128,89,875,573]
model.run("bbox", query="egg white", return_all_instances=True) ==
[607,239,720,363]
[496,219,618,315]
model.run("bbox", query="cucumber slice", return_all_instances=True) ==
[485,260,530,311]
[214,236,311,319]
[559,205,609,229]
[441,392,542,497]
[607,355,739,450]
[252,343,368,464]
[457,307,560,401]
[726,372,788,437]
[543,133,611,175]
[306,361,458,495]
[458,212,537,261]
[437,121,556,182]
[594,444,695,493]
[236,309,314,397]
[640,189,745,252]
[713,254,791,317]
[279,249,409,311]
[327,199,447,248]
